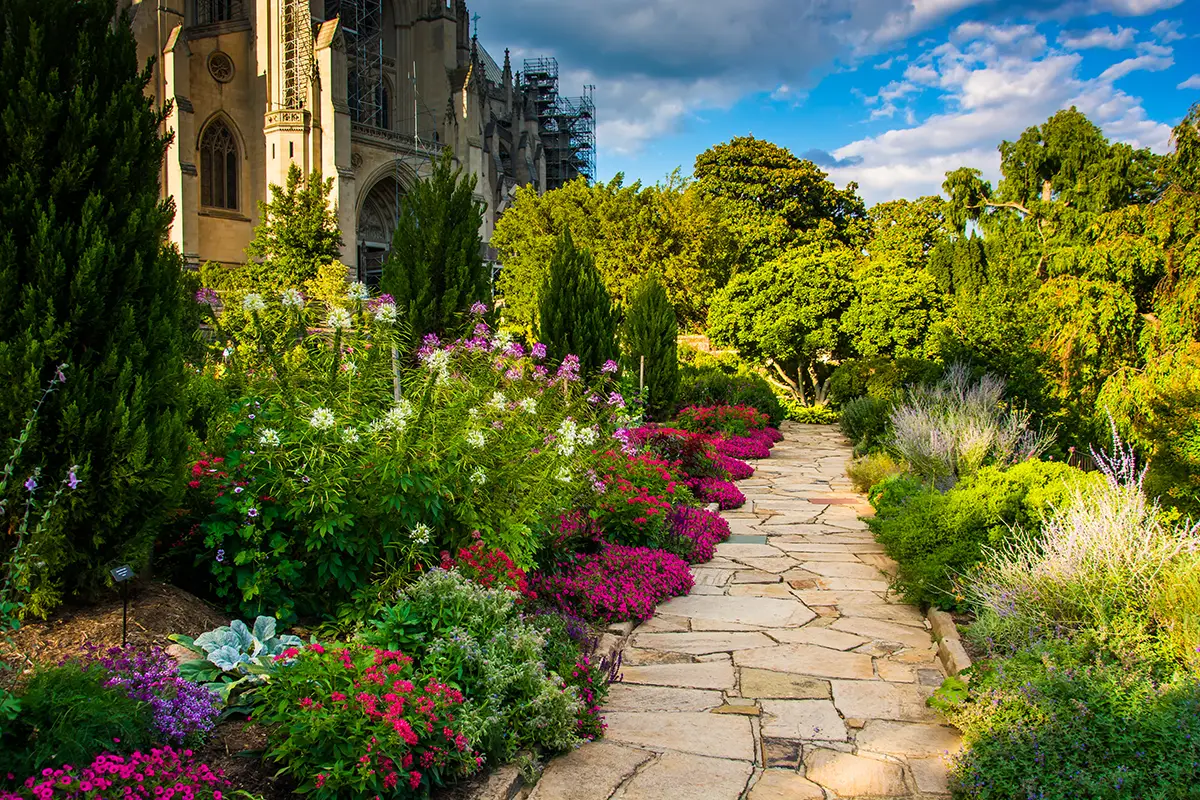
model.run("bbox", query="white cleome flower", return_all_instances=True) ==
[486,391,508,412]
[555,466,573,484]
[470,467,487,486]
[410,523,432,546]
[341,426,360,444]
[519,397,538,415]
[491,330,514,350]
[466,428,486,449]
[373,303,398,324]
[579,426,599,446]
[347,281,371,302]
[327,308,353,330]
[380,400,414,432]
[280,289,305,310]
[242,293,267,313]
[258,428,282,447]
[309,407,336,431]
[556,419,580,457]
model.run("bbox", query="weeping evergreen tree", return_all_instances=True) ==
[382,149,487,338]
[538,229,619,377]
[0,0,189,615]
[952,234,989,296]
[622,275,679,419]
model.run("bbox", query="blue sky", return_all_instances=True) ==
[471,0,1200,205]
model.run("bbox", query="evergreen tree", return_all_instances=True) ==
[951,235,988,296]
[622,276,679,420]
[0,0,189,614]
[382,150,486,337]
[245,163,342,290]
[927,239,955,295]
[538,229,619,377]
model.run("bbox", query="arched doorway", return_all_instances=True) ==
[357,174,403,286]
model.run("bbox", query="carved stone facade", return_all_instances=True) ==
[124,0,549,279]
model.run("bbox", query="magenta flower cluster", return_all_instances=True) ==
[686,476,746,510]
[79,645,221,743]
[668,507,731,563]
[715,435,771,460]
[0,747,227,800]
[528,544,693,623]
[715,454,754,481]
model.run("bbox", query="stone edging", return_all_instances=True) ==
[926,608,971,677]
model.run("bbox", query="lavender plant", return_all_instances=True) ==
[960,420,1200,646]
[889,363,1053,489]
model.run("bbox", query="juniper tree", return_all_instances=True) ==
[622,276,679,419]
[0,0,189,614]
[538,229,619,378]
[382,149,487,338]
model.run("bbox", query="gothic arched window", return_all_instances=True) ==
[200,119,239,210]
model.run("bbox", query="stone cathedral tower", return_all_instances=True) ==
[122,0,582,283]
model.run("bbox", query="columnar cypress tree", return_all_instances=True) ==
[0,1,189,615]
[538,229,619,377]
[951,235,988,296]
[622,275,679,419]
[382,149,487,338]
[245,163,343,290]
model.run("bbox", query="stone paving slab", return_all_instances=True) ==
[532,422,960,798]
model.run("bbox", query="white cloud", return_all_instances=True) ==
[826,25,1173,204]
[1099,52,1173,82]
[1056,26,1137,49]
[1179,74,1200,90]
[1151,19,1186,41]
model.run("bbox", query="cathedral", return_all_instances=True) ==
[122,0,595,282]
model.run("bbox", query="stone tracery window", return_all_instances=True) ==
[195,0,243,26]
[200,119,239,210]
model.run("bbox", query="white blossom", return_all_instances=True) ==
[470,467,487,486]
[242,293,267,313]
[555,466,573,484]
[347,281,371,302]
[309,407,336,431]
[280,289,305,310]
[410,523,432,546]
[466,428,486,449]
[556,419,580,457]
[258,428,281,447]
[579,426,599,446]
[519,397,538,415]
[380,400,414,432]
[373,303,398,324]
[341,426,360,444]
[327,308,353,330]
[486,391,508,412]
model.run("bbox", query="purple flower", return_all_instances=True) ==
[215,549,225,563]
[67,470,81,490]
[233,486,244,494]
[474,322,491,337]
[601,360,619,374]
[587,393,601,405]
[23,475,36,493]
[531,343,547,359]
[504,367,523,381]
[54,364,68,384]
[247,507,259,518]
[366,294,396,312]
[470,301,489,316]
[194,288,220,308]
[505,342,526,359]
[607,392,626,409]
[557,354,581,382]
[422,333,441,348]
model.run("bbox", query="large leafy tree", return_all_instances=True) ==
[382,149,486,338]
[708,242,857,404]
[538,230,619,378]
[693,136,866,264]
[842,264,944,360]
[493,174,737,332]
[622,276,679,420]
[0,0,189,614]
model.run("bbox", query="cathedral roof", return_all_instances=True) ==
[477,43,504,85]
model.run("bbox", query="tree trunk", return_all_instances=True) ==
[1042,179,1053,204]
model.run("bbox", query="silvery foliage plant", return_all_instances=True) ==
[170,616,303,715]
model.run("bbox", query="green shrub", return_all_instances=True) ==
[943,635,1200,800]
[1151,554,1200,671]
[363,570,601,763]
[774,394,839,424]
[0,663,155,775]
[677,348,785,424]
[868,461,1095,608]
[846,453,905,494]
[839,396,891,452]
[828,357,943,406]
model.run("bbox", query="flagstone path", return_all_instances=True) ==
[530,422,962,799]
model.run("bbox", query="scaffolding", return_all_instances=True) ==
[326,0,386,128]
[281,0,314,109]
[521,58,596,190]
